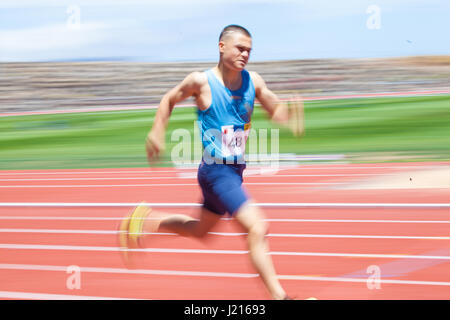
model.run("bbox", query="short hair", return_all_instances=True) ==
[219,25,252,42]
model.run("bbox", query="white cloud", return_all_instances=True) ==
[0,0,447,61]
[0,22,114,61]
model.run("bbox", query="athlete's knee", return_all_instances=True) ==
[236,203,269,241]
[191,211,220,239]
[247,219,269,241]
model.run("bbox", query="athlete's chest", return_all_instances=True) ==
[196,71,255,113]
[227,92,254,121]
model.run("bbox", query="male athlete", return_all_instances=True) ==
[119,25,304,300]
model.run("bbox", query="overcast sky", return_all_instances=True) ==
[0,0,449,62]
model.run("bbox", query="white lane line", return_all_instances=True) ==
[277,275,450,287]
[0,290,136,300]
[1,263,450,287]
[0,165,444,176]
[266,234,450,240]
[0,264,257,279]
[0,216,125,221]
[2,217,450,224]
[277,166,445,170]
[1,228,449,240]
[0,202,204,207]
[0,170,191,175]
[0,177,195,181]
[0,228,117,234]
[0,173,392,181]
[0,243,449,260]
[264,219,450,223]
[0,183,200,188]
[0,182,346,188]
[1,202,449,208]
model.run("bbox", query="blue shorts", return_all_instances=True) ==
[197,161,249,216]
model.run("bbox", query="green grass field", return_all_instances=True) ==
[1,95,449,170]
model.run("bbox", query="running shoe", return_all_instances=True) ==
[118,203,152,267]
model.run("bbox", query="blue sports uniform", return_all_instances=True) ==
[197,68,255,215]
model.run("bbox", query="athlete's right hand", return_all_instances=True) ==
[288,95,305,137]
[145,131,165,165]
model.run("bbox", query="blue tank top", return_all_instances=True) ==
[198,68,255,164]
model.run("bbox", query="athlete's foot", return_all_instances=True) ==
[118,203,152,267]
[128,204,153,248]
[271,291,289,300]
[279,295,316,300]
[282,294,318,300]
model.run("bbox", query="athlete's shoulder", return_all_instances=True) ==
[248,70,263,81]
[248,71,266,90]
[178,71,208,94]
[185,71,208,86]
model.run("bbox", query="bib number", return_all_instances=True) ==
[221,124,251,158]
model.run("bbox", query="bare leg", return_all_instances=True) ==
[142,207,221,239]
[234,201,287,300]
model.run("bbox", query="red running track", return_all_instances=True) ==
[0,162,449,300]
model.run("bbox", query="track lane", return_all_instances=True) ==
[1,217,449,236]
[2,162,450,299]
[1,259,450,299]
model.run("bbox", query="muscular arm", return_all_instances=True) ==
[146,72,202,160]
[251,71,304,136]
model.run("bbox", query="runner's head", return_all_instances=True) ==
[218,25,252,71]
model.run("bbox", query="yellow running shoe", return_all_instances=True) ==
[118,202,152,268]
[128,203,152,248]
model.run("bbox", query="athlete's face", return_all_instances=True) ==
[219,32,252,71]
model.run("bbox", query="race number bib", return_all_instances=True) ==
[221,123,251,158]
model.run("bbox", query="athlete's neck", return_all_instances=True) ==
[214,63,242,90]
